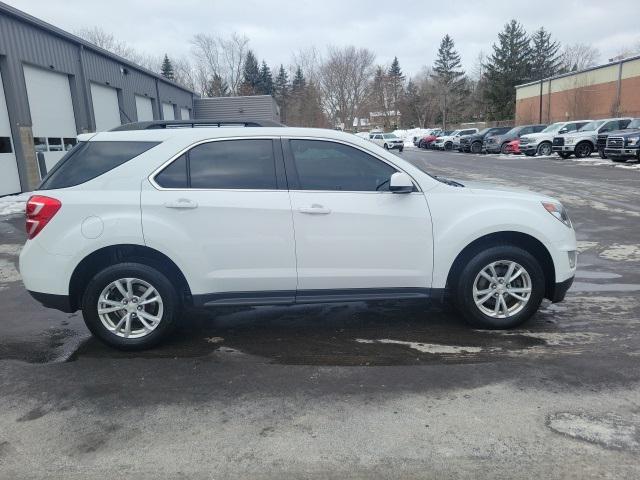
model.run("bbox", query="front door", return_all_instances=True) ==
[142,138,297,304]
[283,138,433,301]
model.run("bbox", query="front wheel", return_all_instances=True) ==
[399,146,404,152]
[470,141,482,154]
[574,142,593,158]
[453,245,545,329]
[384,143,389,150]
[599,149,607,159]
[536,142,553,156]
[500,142,510,155]
[444,142,453,151]
[81,263,181,350]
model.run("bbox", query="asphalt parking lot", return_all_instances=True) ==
[1,148,639,479]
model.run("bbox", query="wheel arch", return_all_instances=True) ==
[69,244,192,312]
[445,231,556,300]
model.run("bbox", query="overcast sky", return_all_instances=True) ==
[6,0,640,76]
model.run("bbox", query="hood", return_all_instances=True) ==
[520,131,549,141]
[604,127,640,137]
[461,180,556,202]
[560,130,593,139]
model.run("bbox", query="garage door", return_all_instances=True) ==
[91,82,121,131]
[162,102,175,120]
[180,107,190,120]
[0,71,21,196]
[23,64,77,173]
[135,95,154,121]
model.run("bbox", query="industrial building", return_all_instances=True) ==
[515,55,640,125]
[0,2,196,195]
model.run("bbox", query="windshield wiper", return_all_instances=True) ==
[434,176,464,187]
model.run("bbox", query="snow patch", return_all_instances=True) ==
[599,244,640,262]
[547,412,640,451]
[0,258,21,283]
[355,338,483,354]
[0,192,30,217]
[0,244,22,256]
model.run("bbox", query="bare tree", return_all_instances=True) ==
[560,43,600,72]
[191,32,249,96]
[319,46,375,130]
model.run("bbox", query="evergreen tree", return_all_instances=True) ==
[258,61,274,95]
[431,35,466,128]
[160,54,174,80]
[274,65,290,123]
[240,50,260,95]
[205,73,229,97]
[291,66,306,93]
[387,56,405,127]
[371,65,390,127]
[484,20,531,120]
[529,27,561,81]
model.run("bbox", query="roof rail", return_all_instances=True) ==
[110,119,285,131]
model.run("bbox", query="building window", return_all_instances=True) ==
[0,137,12,154]
[48,137,63,151]
[63,138,77,151]
[33,137,47,152]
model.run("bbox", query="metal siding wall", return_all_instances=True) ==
[193,96,280,121]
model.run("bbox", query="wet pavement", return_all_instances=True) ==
[0,149,639,479]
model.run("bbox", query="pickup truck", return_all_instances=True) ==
[520,120,591,157]
[553,118,632,158]
[459,127,512,153]
[434,128,478,150]
[601,118,640,162]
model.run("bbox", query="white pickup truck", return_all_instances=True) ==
[552,118,633,158]
[519,120,591,157]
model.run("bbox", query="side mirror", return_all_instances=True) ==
[389,172,414,193]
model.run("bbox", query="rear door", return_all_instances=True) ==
[141,137,297,304]
[283,138,433,299]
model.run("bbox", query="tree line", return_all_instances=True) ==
[77,21,637,130]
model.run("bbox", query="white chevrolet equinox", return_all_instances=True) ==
[19,121,577,350]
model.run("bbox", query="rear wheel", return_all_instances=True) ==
[384,143,389,150]
[453,245,545,329]
[574,142,593,158]
[81,263,181,350]
[536,142,553,156]
[500,142,510,155]
[471,141,482,154]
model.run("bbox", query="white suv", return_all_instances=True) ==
[369,133,404,152]
[19,122,577,349]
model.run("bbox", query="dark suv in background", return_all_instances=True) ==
[461,127,513,153]
[484,124,547,154]
[602,118,640,162]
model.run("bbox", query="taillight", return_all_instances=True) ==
[25,195,61,239]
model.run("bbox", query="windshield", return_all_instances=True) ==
[382,134,398,139]
[449,130,461,136]
[477,128,491,135]
[540,122,564,133]
[579,120,605,132]
[628,119,640,129]
[504,127,519,136]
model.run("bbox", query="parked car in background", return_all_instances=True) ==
[433,128,479,150]
[602,118,640,162]
[460,127,512,153]
[520,120,591,157]
[370,132,404,152]
[19,122,577,349]
[596,118,639,159]
[505,139,521,155]
[419,130,450,149]
[484,124,547,154]
[413,129,442,147]
[553,118,633,159]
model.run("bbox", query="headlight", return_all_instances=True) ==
[626,136,640,146]
[565,138,576,145]
[542,201,572,228]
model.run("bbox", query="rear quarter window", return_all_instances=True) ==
[39,141,159,190]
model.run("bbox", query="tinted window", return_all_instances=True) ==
[0,137,12,154]
[189,139,276,190]
[155,154,188,188]
[532,125,546,133]
[290,139,397,192]
[48,137,63,151]
[40,141,158,190]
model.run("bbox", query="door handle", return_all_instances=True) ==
[164,198,198,209]
[298,204,331,215]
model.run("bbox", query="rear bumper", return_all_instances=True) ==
[28,291,75,313]
[549,276,574,303]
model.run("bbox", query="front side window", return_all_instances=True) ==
[579,120,604,132]
[155,139,277,190]
[289,139,397,192]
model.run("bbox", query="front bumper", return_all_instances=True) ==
[604,147,639,158]
[552,145,575,153]
[520,144,537,153]
[549,276,574,303]
[387,143,404,150]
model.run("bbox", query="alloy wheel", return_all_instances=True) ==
[472,260,532,319]
[97,278,164,338]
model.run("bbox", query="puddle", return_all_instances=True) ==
[571,282,640,293]
[575,270,621,280]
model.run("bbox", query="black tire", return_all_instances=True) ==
[500,142,510,155]
[598,149,607,159]
[444,142,453,151]
[384,143,389,150]
[574,141,593,158]
[536,142,553,157]
[453,245,545,329]
[610,157,627,163]
[399,146,404,152]
[558,152,571,159]
[470,141,482,154]
[418,140,424,148]
[81,262,181,350]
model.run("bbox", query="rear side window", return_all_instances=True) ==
[40,141,158,190]
[154,139,277,190]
